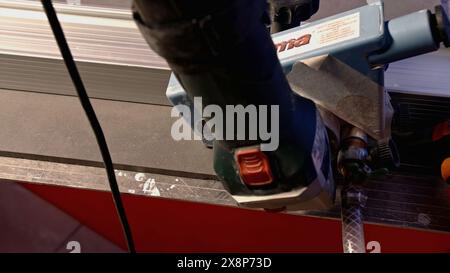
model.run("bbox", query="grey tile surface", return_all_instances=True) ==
[0,181,123,253]
[0,181,79,253]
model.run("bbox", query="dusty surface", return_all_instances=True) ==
[0,156,448,234]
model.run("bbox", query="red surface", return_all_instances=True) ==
[432,120,450,142]
[22,183,450,253]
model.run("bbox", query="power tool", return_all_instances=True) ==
[156,0,450,205]
[132,0,450,252]
[133,0,333,212]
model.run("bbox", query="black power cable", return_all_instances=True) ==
[40,0,136,253]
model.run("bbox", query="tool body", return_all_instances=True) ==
[165,0,450,210]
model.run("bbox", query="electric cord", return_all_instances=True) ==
[40,0,136,253]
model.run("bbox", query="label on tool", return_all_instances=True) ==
[273,12,361,58]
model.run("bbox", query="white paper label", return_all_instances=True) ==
[273,12,361,58]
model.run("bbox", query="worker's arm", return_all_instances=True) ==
[133,0,317,144]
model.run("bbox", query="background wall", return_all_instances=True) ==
[310,0,446,20]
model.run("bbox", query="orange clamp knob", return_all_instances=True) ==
[236,148,273,187]
[442,157,450,183]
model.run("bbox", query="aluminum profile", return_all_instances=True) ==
[0,1,449,106]
[0,0,171,105]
